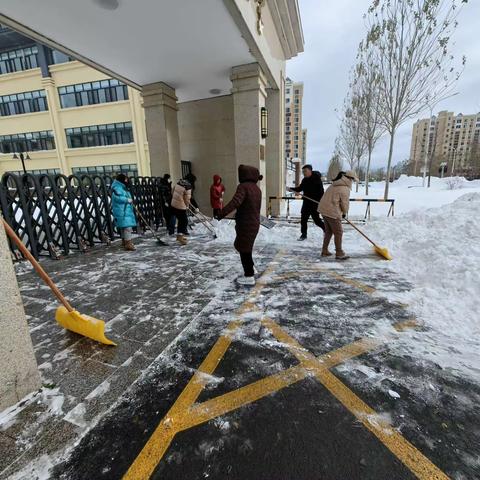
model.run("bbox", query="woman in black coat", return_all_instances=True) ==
[219,164,262,286]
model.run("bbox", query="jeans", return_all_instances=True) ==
[240,251,255,277]
[120,227,132,241]
[322,216,344,256]
[301,202,325,236]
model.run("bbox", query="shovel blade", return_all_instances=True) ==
[374,245,393,261]
[55,306,116,346]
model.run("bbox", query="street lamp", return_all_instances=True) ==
[12,152,31,174]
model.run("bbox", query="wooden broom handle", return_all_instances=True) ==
[2,218,73,312]
[300,194,378,248]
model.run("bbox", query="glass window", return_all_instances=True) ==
[0,130,55,153]
[0,46,39,74]
[58,78,129,108]
[65,122,134,149]
[72,164,138,177]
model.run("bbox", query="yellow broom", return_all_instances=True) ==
[299,194,393,261]
[3,219,116,345]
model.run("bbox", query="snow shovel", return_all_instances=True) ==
[344,219,392,261]
[188,206,218,239]
[300,194,392,261]
[2,219,116,346]
[133,205,168,246]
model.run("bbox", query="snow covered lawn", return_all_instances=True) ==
[270,176,480,380]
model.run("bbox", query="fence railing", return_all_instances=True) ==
[0,173,166,260]
[268,196,395,221]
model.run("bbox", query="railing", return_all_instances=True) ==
[268,196,395,220]
[0,173,166,260]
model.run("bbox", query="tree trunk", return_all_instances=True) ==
[384,130,396,200]
[355,158,360,193]
[365,149,372,196]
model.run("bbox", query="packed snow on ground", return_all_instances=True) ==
[211,176,480,380]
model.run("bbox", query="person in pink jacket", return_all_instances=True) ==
[317,170,358,260]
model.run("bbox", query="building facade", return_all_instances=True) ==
[301,128,307,164]
[410,110,480,177]
[0,26,150,177]
[284,77,304,185]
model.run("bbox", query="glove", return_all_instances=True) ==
[128,198,133,204]
[342,213,346,219]
[195,208,199,213]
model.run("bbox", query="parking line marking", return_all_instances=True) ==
[262,317,449,480]
[124,255,444,480]
[122,253,283,480]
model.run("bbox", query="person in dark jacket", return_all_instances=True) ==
[218,165,262,286]
[289,164,325,240]
[159,174,174,234]
[111,174,137,251]
[210,174,225,219]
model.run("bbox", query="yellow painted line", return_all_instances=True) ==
[393,318,420,332]
[182,365,309,430]
[262,318,449,480]
[122,253,283,480]
[316,368,450,480]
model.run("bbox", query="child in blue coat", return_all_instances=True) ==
[111,174,137,251]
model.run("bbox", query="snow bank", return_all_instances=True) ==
[365,192,480,378]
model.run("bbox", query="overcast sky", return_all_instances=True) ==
[287,0,480,173]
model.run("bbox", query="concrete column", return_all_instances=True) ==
[265,87,285,216]
[41,77,70,175]
[141,82,182,181]
[0,221,41,411]
[231,63,268,212]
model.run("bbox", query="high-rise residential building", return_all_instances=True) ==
[0,25,150,177]
[410,110,480,177]
[285,78,304,185]
[301,128,307,164]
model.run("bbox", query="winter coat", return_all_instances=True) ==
[291,171,324,207]
[317,176,352,220]
[171,180,192,211]
[111,179,136,228]
[219,165,262,253]
[210,175,225,209]
[159,178,172,208]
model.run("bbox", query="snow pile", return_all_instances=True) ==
[366,192,480,377]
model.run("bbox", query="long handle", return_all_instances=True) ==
[300,194,378,248]
[344,218,377,247]
[2,218,74,311]
[188,206,216,235]
[133,205,155,235]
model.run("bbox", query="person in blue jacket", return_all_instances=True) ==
[111,174,137,251]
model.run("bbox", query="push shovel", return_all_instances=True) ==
[2,218,116,346]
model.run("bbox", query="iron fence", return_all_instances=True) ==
[0,173,166,260]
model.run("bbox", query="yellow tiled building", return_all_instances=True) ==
[0,27,150,177]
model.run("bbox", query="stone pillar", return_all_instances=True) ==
[141,82,182,181]
[231,63,268,212]
[0,221,41,411]
[41,77,70,175]
[265,87,284,216]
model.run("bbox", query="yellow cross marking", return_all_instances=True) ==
[123,255,445,480]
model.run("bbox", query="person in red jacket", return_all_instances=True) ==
[218,165,262,287]
[210,174,225,219]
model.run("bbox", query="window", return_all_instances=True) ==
[295,89,300,94]
[0,46,39,74]
[286,89,290,94]
[72,164,138,177]
[65,122,133,148]
[7,168,60,176]
[0,130,55,153]
[0,89,48,116]
[58,79,129,108]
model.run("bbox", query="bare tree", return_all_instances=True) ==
[336,97,367,189]
[351,48,386,195]
[327,152,343,181]
[363,0,467,199]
